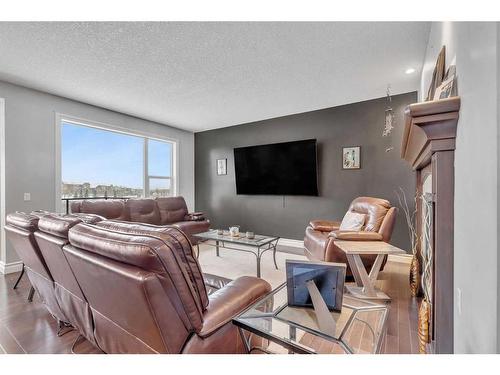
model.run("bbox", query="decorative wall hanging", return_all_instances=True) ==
[383,84,395,153]
[342,146,361,169]
[216,158,227,175]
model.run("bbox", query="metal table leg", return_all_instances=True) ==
[13,264,25,290]
[272,239,279,270]
[256,246,262,278]
[215,240,220,257]
[27,286,35,302]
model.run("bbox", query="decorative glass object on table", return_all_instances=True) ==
[233,283,388,354]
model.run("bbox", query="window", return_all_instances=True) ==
[59,118,176,201]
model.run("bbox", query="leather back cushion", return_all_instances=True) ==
[379,206,397,242]
[38,214,87,238]
[6,212,39,231]
[63,243,188,353]
[70,201,81,213]
[5,213,69,322]
[5,213,51,279]
[126,199,161,224]
[79,200,129,221]
[348,197,391,232]
[156,197,188,224]
[68,224,203,331]
[95,220,209,309]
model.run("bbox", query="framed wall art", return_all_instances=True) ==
[342,146,361,169]
[216,158,227,175]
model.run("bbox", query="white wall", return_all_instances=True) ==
[0,80,195,270]
[421,22,499,353]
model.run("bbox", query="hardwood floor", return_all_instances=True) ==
[0,252,420,354]
[0,271,99,354]
[377,256,421,354]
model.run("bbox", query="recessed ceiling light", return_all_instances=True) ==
[405,68,416,74]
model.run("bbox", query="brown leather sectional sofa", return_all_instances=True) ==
[5,211,271,354]
[70,196,210,245]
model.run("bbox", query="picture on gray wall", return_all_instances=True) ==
[342,146,361,169]
[216,158,227,175]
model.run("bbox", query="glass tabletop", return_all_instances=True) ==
[233,283,388,354]
[194,230,279,247]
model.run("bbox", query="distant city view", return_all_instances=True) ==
[62,182,170,199]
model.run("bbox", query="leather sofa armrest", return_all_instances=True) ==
[309,220,341,232]
[185,212,206,221]
[203,272,232,292]
[199,276,271,337]
[329,230,383,241]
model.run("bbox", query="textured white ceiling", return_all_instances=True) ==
[0,22,430,132]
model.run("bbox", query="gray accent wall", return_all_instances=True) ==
[195,92,417,251]
[0,80,194,266]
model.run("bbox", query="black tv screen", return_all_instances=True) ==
[234,139,319,196]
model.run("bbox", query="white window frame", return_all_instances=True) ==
[55,113,179,213]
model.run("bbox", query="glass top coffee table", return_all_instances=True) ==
[233,283,388,354]
[194,230,280,277]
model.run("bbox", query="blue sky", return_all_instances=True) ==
[62,122,171,188]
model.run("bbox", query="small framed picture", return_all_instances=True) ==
[433,73,456,100]
[216,158,227,175]
[342,146,361,169]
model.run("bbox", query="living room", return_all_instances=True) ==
[0,1,499,372]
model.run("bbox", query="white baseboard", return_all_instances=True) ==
[0,260,23,275]
[278,238,304,248]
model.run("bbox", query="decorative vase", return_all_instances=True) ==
[409,254,420,297]
[418,299,431,354]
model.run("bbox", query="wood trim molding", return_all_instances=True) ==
[401,97,461,170]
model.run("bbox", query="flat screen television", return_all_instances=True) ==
[233,139,319,196]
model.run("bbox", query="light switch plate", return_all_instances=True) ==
[23,192,31,201]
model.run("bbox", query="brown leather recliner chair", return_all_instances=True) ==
[64,222,271,353]
[34,213,105,348]
[70,196,209,245]
[4,212,69,328]
[304,197,397,276]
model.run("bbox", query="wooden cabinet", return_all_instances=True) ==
[401,96,460,354]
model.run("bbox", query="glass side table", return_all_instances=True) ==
[233,283,389,354]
